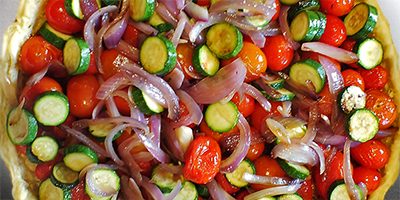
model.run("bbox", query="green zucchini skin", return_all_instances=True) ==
[192,44,220,76]
[206,22,243,59]
[39,22,72,50]
[345,108,379,143]
[344,3,378,41]
[352,37,383,70]
[6,107,38,145]
[33,91,69,126]
[289,58,326,94]
[50,162,79,190]
[287,0,321,21]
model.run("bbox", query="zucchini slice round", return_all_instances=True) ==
[6,107,38,145]
[64,144,98,172]
[327,179,363,200]
[39,22,72,50]
[151,164,183,193]
[277,158,310,180]
[352,37,383,70]
[344,3,378,40]
[131,86,164,116]
[38,178,71,200]
[63,38,91,75]
[129,0,155,22]
[192,44,220,76]
[173,181,198,200]
[33,91,69,126]
[225,158,256,188]
[206,22,243,59]
[345,108,379,142]
[290,10,320,42]
[289,58,326,93]
[31,136,59,163]
[50,162,79,190]
[205,101,239,133]
[337,85,367,114]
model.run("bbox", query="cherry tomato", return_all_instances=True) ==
[251,155,289,191]
[100,49,131,80]
[353,166,381,195]
[318,14,347,47]
[296,177,312,200]
[16,145,27,156]
[222,41,267,82]
[112,87,131,116]
[19,36,62,75]
[45,0,85,34]
[176,42,202,80]
[83,51,99,74]
[53,114,76,139]
[196,0,210,7]
[341,69,365,91]
[300,51,341,71]
[236,190,250,200]
[246,141,265,161]
[19,77,63,110]
[215,173,240,194]
[340,38,357,52]
[122,25,142,48]
[35,153,63,180]
[317,84,333,117]
[199,119,239,142]
[263,34,294,71]
[115,130,131,146]
[270,0,280,22]
[71,180,91,200]
[183,136,221,184]
[172,101,197,128]
[231,92,255,117]
[358,65,388,90]
[67,74,101,118]
[250,101,286,133]
[320,0,354,16]
[351,139,390,169]
[365,89,397,130]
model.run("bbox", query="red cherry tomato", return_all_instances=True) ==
[296,177,312,200]
[16,145,27,156]
[100,49,131,80]
[320,0,354,16]
[358,65,388,90]
[341,69,365,91]
[340,38,357,52]
[351,139,390,169]
[318,14,347,47]
[19,36,62,75]
[251,155,289,191]
[171,101,197,128]
[215,173,240,194]
[196,0,210,7]
[246,141,265,161]
[183,136,221,184]
[317,84,332,117]
[83,51,99,75]
[71,180,91,200]
[353,166,381,195]
[112,87,131,116]
[67,74,101,118]
[236,190,250,200]
[250,101,286,133]
[300,51,341,71]
[231,92,255,117]
[222,41,268,82]
[122,25,142,48]
[262,35,294,71]
[365,89,397,130]
[45,0,85,34]
[19,77,63,110]
[270,0,280,22]
[53,114,76,139]
[176,42,202,80]
[35,153,63,180]
[199,119,239,142]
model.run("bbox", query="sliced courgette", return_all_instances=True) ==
[345,108,379,143]
[225,158,256,188]
[244,0,271,27]
[63,38,91,75]
[64,144,98,172]
[263,88,296,102]
[290,10,320,42]
[279,0,301,5]
[33,91,69,126]
[129,0,155,21]
[277,158,310,180]
[192,44,220,76]
[131,86,164,116]
[263,76,285,90]
[289,59,326,93]
[65,0,100,20]
[195,184,210,197]
[205,101,239,133]
[39,22,72,50]
[337,85,366,114]
[287,0,321,21]
[30,136,59,163]
[151,164,183,193]
[140,36,177,75]
[327,179,363,200]
[6,107,38,145]
[148,11,175,34]
[89,123,122,142]
[50,162,79,190]
[38,178,72,200]
[206,22,243,59]
[172,181,198,200]
[313,11,326,41]
[344,3,378,40]
[85,168,120,199]
[352,37,383,70]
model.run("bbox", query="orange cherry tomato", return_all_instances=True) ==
[341,69,365,91]
[250,101,286,133]
[122,25,142,48]
[318,14,347,47]
[353,166,381,195]
[365,89,397,130]
[320,0,354,16]
[231,92,255,117]
[67,74,101,118]
[251,155,289,191]
[100,49,131,80]
[317,84,333,117]
[296,177,312,200]
[358,65,388,90]
[262,34,294,71]
[246,141,265,161]
[19,36,62,75]
[199,119,239,142]
[53,114,76,139]
[35,153,63,180]
[215,173,240,194]
[222,41,268,82]
[351,139,390,170]
[183,136,221,184]
[176,42,202,80]
[300,51,341,71]
[19,77,63,110]
[45,0,85,34]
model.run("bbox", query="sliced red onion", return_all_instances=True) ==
[134,128,171,163]
[279,5,300,50]
[79,163,98,181]
[271,139,318,166]
[96,72,129,100]
[80,0,100,20]
[277,101,292,117]
[302,42,359,64]
[357,182,368,199]
[105,96,120,117]
[73,116,148,130]
[209,0,276,18]
[225,14,261,32]
[105,124,131,165]
[121,63,181,121]
[149,114,161,146]
[314,133,347,146]
[159,163,184,175]
[163,66,185,90]
[374,127,399,139]
[131,151,154,163]
[185,1,209,21]
[86,164,119,197]
[206,179,236,200]
[184,59,246,104]
[258,20,282,36]
[155,2,178,27]
[128,19,158,36]
[175,89,203,125]
[220,114,251,173]
[189,12,227,42]
[141,176,165,200]
[219,129,265,153]
[164,180,182,200]
[172,12,189,47]
[343,138,363,200]
[300,102,319,144]
[276,71,318,101]
[266,118,291,145]
[310,141,326,174]
[241,172,293,186]
[157,0,179,18]
[161,119,185,161]
[321,146,337,178]
[115,40,140,62]
[240,29,266,48]
[243,179,302,200]
[26,60,67,86]
[117,135,143,183]
[58,125,110,157]
[242,83,271,112]
[254,78,283,100]
[120,176,144,200]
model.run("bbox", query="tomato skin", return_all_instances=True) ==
[19,77,63,110]
[231,92,255,117]
[100,49,131,80]
[365,89,397,130]
[83,51,99,74]
[67,74,101,118]
[222,41,268,82]
[199,119,239,142]
[215,173,240,194]
[317,84,333,116]
[236,190,250,200]
[53,114,76,139]
[196,0,210,7]
[16,145,27,156]
[246,141,265,161]
[300,51,341,71]
[45,0,85,34]
[122,25,141,48]
[35,153,63,180]
[250,101,285,133]
[351,139,390,170]
[71,180,91,200]
[296,177,312,200]
[320,0,354,16]
[318,14,347,47]
[262,35,294,71]
[176,42,201,80]
[251,155,289,191]
[183,136,221,184]
[353,166,381,195]
[19,36,62,75]
[358,65,388,90]
[270,0,280,22]
[341,69,365,91]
